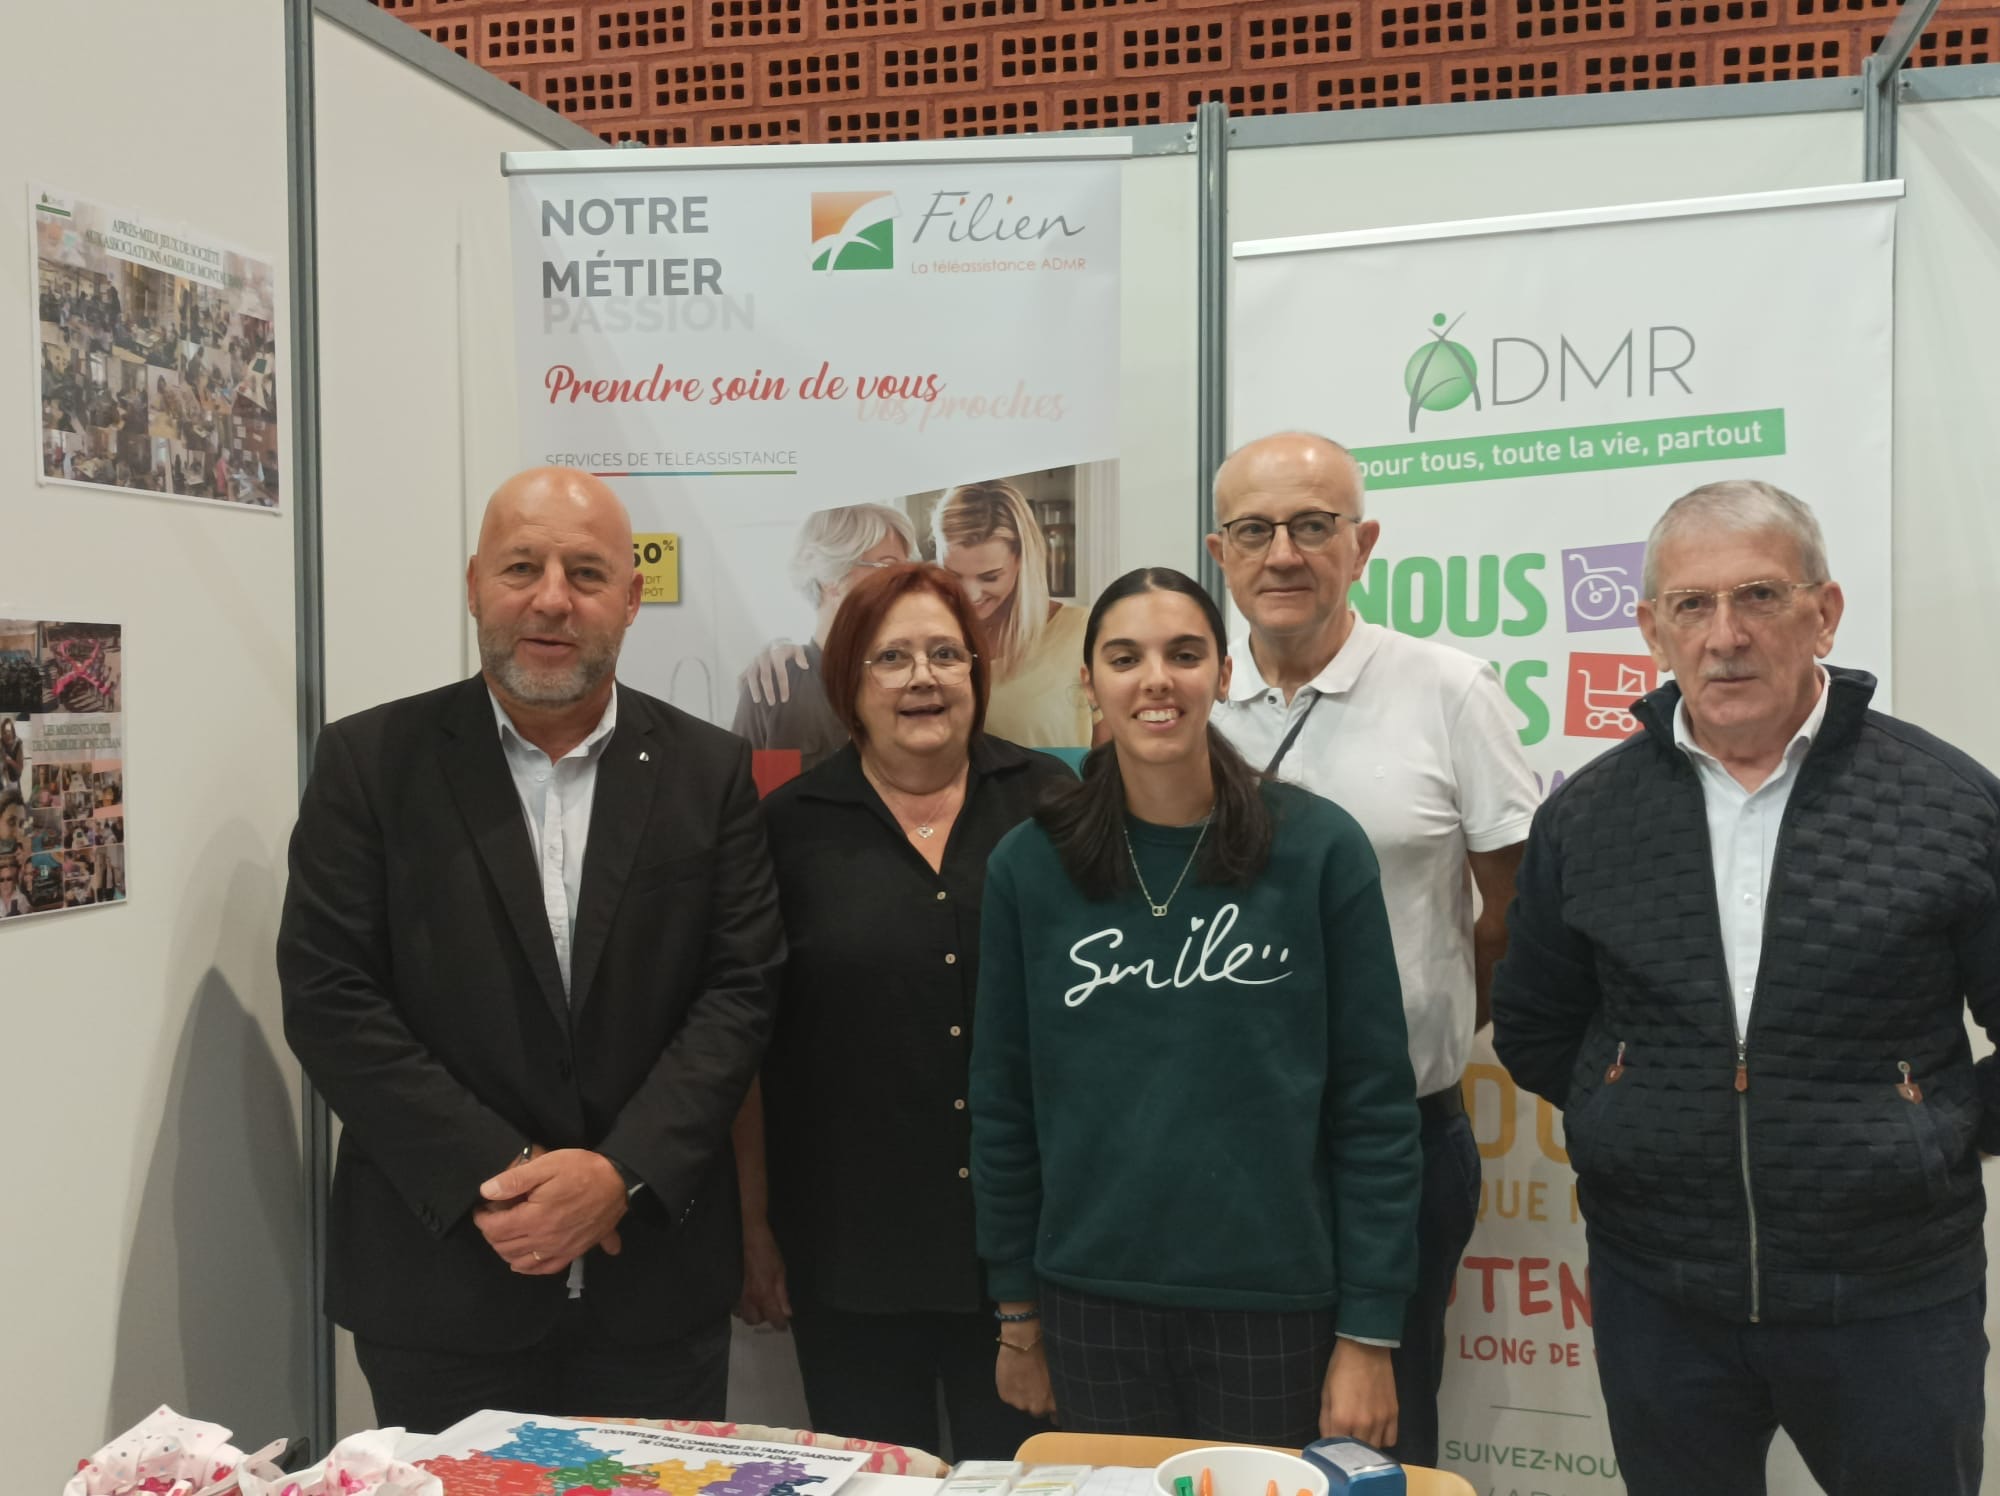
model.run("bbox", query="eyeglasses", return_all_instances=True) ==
[1654,579,1823,630]
[1216,511,1353,555]
[864,643,976,687]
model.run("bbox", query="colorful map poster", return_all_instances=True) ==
[401,1414,867,1496]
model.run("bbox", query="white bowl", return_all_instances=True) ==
[1153,1446,1329,1496]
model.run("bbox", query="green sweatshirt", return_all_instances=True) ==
[970,779,1421,1340]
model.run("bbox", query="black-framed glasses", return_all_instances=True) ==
[1216,510,1354,555]
[1654,579,1822,630]
[863,643,977,686]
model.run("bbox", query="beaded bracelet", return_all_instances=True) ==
[995,1306,1041,1322]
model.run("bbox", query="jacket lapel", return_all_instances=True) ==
[568,686,660,1014]
[437,677,570,1027]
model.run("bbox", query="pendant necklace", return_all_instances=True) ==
[1123,816,1209,918]
[881,779,962,840]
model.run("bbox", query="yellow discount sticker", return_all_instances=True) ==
[633,533,680,604]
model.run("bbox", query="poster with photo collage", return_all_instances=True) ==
[0,619,125,920]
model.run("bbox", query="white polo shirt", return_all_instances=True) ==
[1215,619,1540,1097]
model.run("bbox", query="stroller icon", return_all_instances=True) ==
[1576,661,1650,735]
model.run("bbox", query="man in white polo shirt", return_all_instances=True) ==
[1208,431,1539,1466]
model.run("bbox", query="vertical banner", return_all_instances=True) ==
[1231,185,1897,1493]
[0,618,126,920]
[509,159,1121,777]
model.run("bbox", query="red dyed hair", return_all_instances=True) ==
[822,562,991,744]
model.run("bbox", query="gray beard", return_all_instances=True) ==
[478,621,617,706]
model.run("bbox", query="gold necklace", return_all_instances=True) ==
[1123,817,1210,918]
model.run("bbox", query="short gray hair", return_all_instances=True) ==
[1213,431,1367,521]
[790,503,917,607]
[1642,479,1829,598]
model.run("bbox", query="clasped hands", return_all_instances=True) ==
[473,1144,629,1276]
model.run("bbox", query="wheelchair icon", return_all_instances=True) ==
[1568,553,1641,624]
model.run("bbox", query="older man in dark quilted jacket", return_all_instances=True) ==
[1494,479,1999,1496]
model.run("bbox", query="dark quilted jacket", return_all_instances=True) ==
[1493,667,2000,1324]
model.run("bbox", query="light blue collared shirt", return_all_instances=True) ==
[488,688,618,995]
[1673,667,1831,1041]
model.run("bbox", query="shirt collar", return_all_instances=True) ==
[1227,614,1386,703]
[1673,664,1830,774]
[489,684,619,762]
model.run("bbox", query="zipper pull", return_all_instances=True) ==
[1605,1041,1626,1084]
[1734,1039,1749,1094]
[1897,1060,1923,1103]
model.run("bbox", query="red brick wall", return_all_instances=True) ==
[381,0,2000,143]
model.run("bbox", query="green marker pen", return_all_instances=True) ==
[1175,1477,1195,1496]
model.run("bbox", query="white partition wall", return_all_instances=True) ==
[1892,88,2000,771]
[308,1,600,1432]
[0,2,302,1484]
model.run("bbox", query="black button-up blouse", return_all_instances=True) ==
[760,733,1074,1314]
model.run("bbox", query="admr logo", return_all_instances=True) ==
[810,191,895,272]
[1403,312,1480,432]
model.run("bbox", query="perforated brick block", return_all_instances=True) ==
[823,102,930,138]
[937,0,1043,21]
[939,92,1049,132]
[882,38,985,87]
[1577,41,1706,87]
[1514,0,1630,38]
[1377,1,1495,54]
[1649,0,1775,30]
[762,43,867,99]
[1791,0,1898,19]
[1186,76,1294,114]
[653,52,753,106]
[1116,19,1228,73]
[370,0,421,11]
[1242,5,1358,69]
[1718,31,1845,79]
[1868,19,1997,65]
[484,8,581,62]
[418,18,474,56]
[588,4,692,55]
[1057,0,1160,10]
[996,24,1104,82]
[1308,64,1428,108]
[1445,52,1566,97]
[820,0,925,33]
[599,121,695,143]
[1056,85,1168,124]
[705,110,808,140]
[539,61,643,114]
[707,0,805,42]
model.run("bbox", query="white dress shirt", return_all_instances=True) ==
[489,687,619,1294]
[489,688,618,994]
[1673,668,1830,1040]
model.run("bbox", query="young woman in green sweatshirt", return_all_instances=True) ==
[970,566,1422,1449]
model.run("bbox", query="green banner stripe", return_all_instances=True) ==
[1352,408,1786,490]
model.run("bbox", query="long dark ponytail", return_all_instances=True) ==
[1035,567,1273,901]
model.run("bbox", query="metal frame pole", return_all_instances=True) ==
[1194,101,1230,604]
[283,0,335,1461]
[1865,0,1942,179]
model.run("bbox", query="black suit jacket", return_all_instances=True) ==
[278,675,783,1352]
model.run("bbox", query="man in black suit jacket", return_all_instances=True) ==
[279,466,783,1432]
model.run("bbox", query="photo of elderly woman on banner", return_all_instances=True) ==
[737,464,1111,781]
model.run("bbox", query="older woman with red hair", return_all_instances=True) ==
[733,562,1071,1457]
